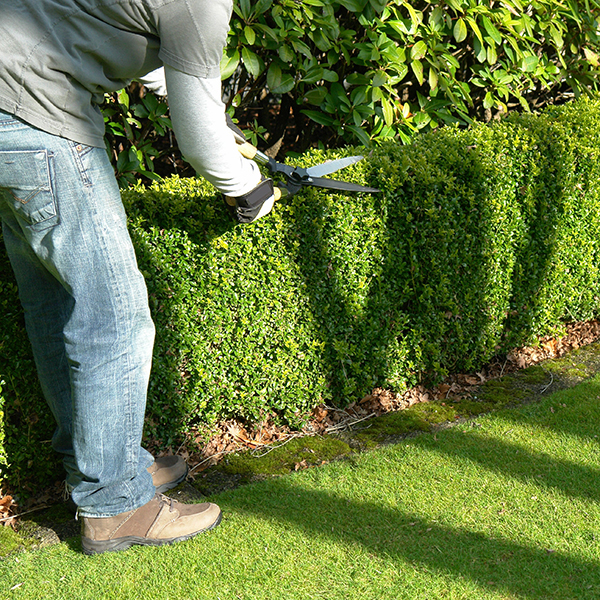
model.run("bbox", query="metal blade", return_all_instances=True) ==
[304,176,380,194]
[306,156,364,178]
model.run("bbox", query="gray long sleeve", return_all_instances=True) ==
[164,66,261,197]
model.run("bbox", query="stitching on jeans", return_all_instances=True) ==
[70,144,93,187]
[9,188,42,205]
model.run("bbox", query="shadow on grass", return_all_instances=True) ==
[498,375,600,445]
[217,391,600,599]
[219,481,598,599]
[414,428,600,506]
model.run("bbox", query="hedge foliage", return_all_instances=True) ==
[2,96,600,492]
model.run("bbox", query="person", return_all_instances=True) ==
[0,0,275,555]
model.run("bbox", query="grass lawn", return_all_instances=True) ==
[1,375,600,600]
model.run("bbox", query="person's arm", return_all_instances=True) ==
[163,66,274,222]
[165,65,275,209]
[137,67,168,97]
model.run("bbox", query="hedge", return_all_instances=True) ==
[2,95,600,493]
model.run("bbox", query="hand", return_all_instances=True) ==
[224,178,278,223]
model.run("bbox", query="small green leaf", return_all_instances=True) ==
[301,109,336,126]
[117,89,129,109]
[466,17,484,45]
[346,124,371,146]
[428,68,438,91]
[473,37,487,63]
[254,0,273,15]
[336,0,366,12]
[381,96,394,126]
[346,73,371,86]
[411,40,428,60]
[584,47,600,67]
[405,4,423,31]
[267,63,295,94]
[291,39,313,59]
[302,66,325,85]
[411,59,424,85]
[322,70,339,83]
[481,16,502,46]
[372,70,387,87]
[303,87,328,105]
[521,55,539,72]
[278,45,295,63]
[244,25,256,46]
[220,49,240,80]
[241,47,263,77]
[239,0,251,19]
[453,18,467,43]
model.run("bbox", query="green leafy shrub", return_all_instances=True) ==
[224,0,600,147]
[101,87,176,187]
[3,95,600,493]
[102,0,600,185]
[0,261,58,494]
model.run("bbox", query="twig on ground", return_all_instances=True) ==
[249,433,309,458]
[325,412,376,433]
[540,370,555,394]
[189,450,234,474]
[0,505,50,523]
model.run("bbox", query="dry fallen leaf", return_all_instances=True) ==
[437,383,451,397]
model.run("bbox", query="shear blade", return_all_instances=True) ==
[306,156,364,178]
[306,176,380,194]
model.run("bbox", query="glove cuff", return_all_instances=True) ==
[225,178,274,223]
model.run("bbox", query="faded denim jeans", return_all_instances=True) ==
[0,110,156,517]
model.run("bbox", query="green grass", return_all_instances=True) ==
[2,376,600,600]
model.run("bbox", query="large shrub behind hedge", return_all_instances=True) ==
[224,0,600,146]
[104,0,600,184]
[2,96,600,493]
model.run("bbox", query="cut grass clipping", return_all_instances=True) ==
[2,376,600,600]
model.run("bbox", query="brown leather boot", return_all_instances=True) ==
[81,493,221,555]
[148,455,188,493]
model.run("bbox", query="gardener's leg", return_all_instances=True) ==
[0,111,155,516]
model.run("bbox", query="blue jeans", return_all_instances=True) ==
[0,110,156,517]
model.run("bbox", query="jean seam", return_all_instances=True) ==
[81,181,142,485]
[69,143,93,187]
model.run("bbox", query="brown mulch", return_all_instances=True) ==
[0,493,16,529]
[2,319,600,528]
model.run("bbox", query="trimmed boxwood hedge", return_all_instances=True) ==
[2,95,600,493]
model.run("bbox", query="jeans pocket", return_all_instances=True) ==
[0,150,58,231]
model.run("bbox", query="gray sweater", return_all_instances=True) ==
[0,0,259,196]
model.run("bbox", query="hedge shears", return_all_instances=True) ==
[227,117,380,199]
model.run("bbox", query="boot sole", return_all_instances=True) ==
[81,510,222,555]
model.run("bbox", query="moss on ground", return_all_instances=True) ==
[196,345,600,489]
[542,342,600,384]
[220,436,353,477]
[354,402,458,444]
[0,525,36,558]
[5,341,600,556]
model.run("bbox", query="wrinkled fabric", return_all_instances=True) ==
[0,110,155,517]
[0,0,232,148]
